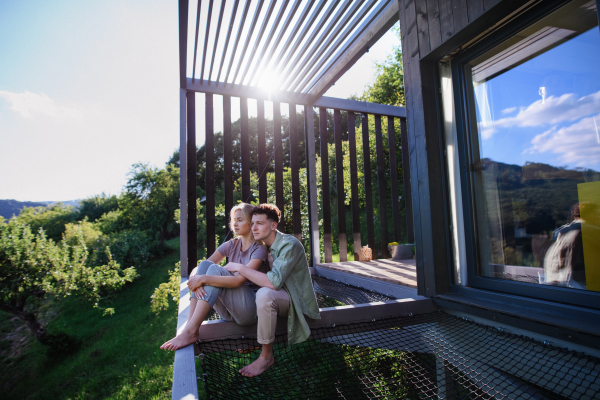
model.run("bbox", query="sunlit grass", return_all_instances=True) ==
[0,239,183,400]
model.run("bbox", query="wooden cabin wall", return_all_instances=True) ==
[396,0,512,297]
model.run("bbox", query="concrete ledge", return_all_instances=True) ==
[172,278,199,400]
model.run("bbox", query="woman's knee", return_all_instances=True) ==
[189,266,199,278]
[206,263,224,276]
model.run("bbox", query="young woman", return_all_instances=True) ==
[161,203,268,351]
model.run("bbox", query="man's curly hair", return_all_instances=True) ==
[252,204,281,224]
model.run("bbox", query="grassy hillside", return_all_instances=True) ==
[0,238,183,400]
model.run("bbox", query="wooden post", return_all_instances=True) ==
[223,95,233,240]
[240,97,251,201]
[320,107,333,263]
[289,104,302,240]
[334,109,347,261]
[179,89,188,277]
[205,93,215,256]
[186,91,197,275]
[348,112,362,260]
[375,115,389,259]
[273,101,285,231]
[257,99,268,204]
[400,118,414,243]
[304,105,320,266]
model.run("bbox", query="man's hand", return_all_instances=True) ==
[225,262,244,274]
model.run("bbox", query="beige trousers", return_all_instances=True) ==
[256,287,289,344]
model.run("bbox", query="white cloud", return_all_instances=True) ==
[494,90,600,130]
[0,90,83,120]
[501,107,517,115]
[525,114,600,167]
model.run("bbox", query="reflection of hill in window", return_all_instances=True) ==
[483,160,593,234]
[522,162,593,181]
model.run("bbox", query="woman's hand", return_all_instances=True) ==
[188,275,206,291]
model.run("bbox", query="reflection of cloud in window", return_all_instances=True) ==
[501,107,517,115]
[482,90,600,139]
[525,114,600,167]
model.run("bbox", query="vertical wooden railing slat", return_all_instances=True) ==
[223,95,233,240]
[319,107,333,263]
[289,104,302,239]
[361,113,376,255]
[205,93,216,256]
[257,99,267,204]
[273,101,285,231]
[186,91,197,274]
[387,116,402,243]
[334,109,347,262]
[374,115,388,259]
[179,89,188,277]
[240,97,251,201]
[400,118,414,243]
[347,112,362,261]
[304,106,320,266]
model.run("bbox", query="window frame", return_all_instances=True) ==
[448,0,600,309]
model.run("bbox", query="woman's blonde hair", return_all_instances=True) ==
[229,203,256,234]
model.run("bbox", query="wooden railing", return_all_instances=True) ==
[180,94,412,275]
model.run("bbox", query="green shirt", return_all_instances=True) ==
[266,231,320,345]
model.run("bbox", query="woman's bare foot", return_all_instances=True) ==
[160,329,199,351]
[239,355,275,377]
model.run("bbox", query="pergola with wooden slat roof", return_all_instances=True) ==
[173,2,419,399]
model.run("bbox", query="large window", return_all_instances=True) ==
[450,0,600,306]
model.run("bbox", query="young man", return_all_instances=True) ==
[225,204,320,377]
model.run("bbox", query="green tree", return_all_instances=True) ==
[0,218,137,342]
[15,203,78,242]
[120,163,180,247]
[78,193,119,222]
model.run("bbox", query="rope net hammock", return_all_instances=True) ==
[196,311,600,399]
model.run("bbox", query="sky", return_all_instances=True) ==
[0,0,401,202]
[473,28,600,172]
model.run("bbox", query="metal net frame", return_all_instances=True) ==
[204,275,395,321]
[196,312,600,399]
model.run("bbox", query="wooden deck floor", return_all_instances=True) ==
[316,258,417,289]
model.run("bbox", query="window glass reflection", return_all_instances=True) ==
[468,0,600,291]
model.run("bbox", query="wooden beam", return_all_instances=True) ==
[178,0,188,89]
[172,279,198,400]
[308,0,399,102]
[401,118,414,243]
[179,89,188,277]
[315,96,406,117]
[199,0,214,83]
[186,78,311,105]
[304,106,321,266]
[196,298,437,342]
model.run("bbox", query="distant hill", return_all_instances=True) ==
[0,199,80,220]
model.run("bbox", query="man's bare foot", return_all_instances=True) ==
[239,355,275,377]
[160,330,199,351]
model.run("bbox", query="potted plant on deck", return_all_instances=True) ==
[388,242,414,261]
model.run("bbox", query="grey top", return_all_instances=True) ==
[217,237,269,289]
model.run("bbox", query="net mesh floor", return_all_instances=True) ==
[196,312,600,399]
[204,275,394,321]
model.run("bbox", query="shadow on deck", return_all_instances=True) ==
[316,258,417,289]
